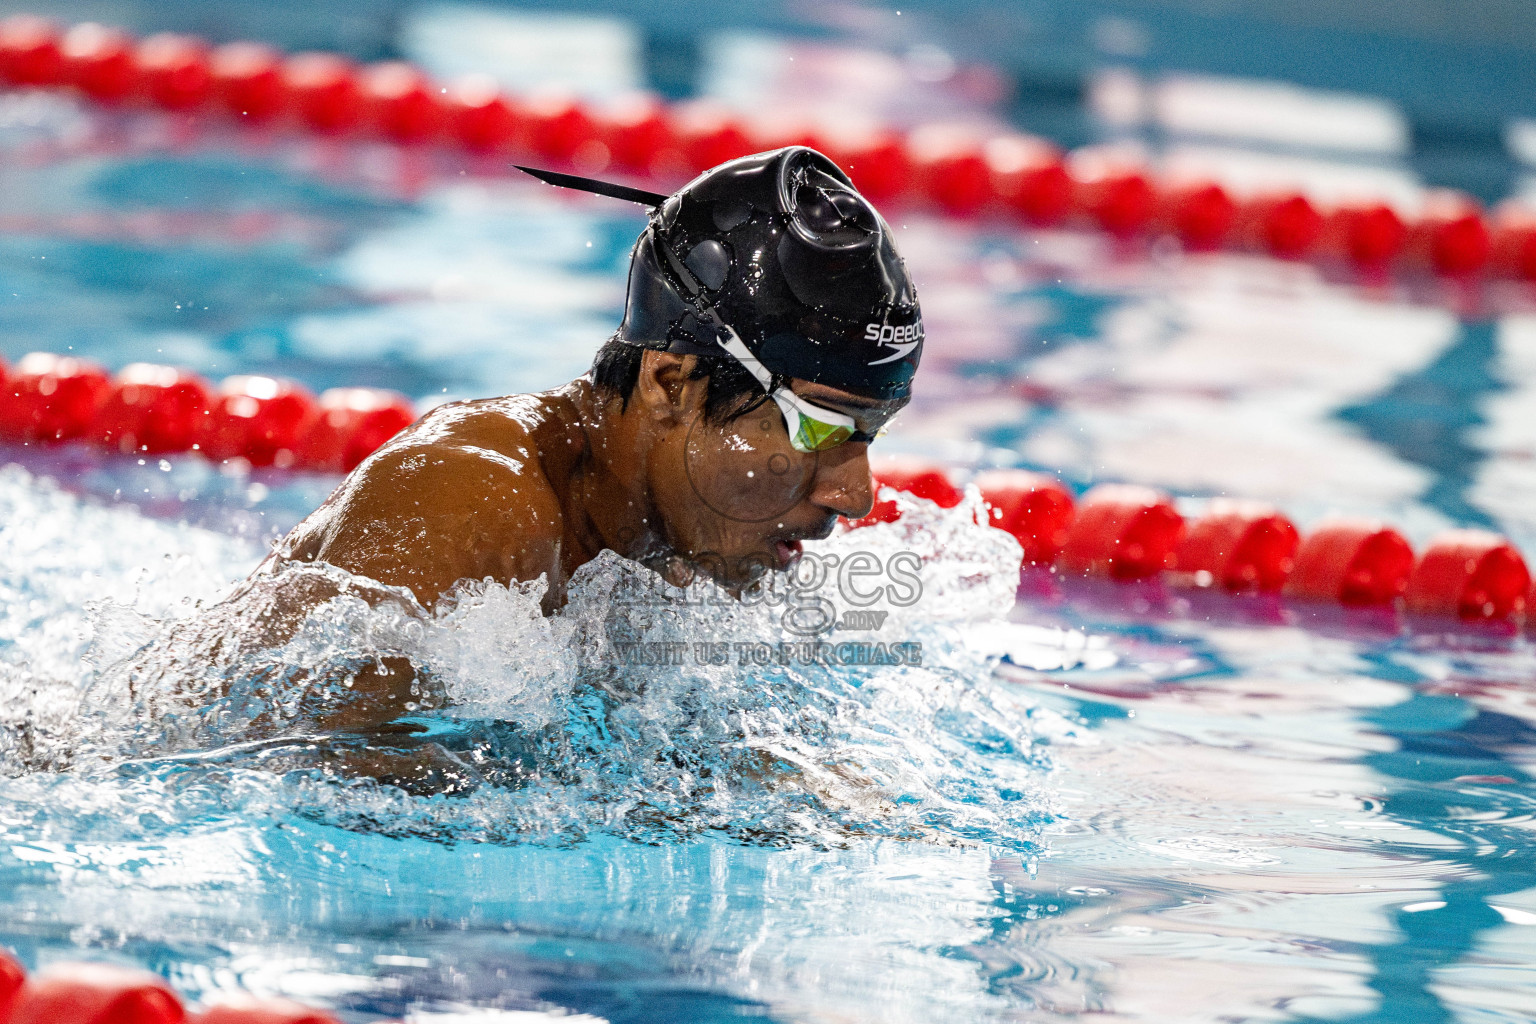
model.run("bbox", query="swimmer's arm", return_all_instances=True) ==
[233,442,565,734]
[206,568,431,734]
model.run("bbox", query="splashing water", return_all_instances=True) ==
[0,465,1058,857]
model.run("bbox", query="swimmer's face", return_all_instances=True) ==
[644,359,905,589]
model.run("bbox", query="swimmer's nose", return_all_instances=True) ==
[809,443,875,520]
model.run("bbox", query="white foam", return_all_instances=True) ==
[1,466,1055,854]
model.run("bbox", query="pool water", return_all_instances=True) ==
[5,17,1536,1024]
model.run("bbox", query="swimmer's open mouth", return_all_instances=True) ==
[771,516,837,570]
[773,538,804,569]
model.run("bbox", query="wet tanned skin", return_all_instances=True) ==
[225,350,900,769]
[272,351,900,611]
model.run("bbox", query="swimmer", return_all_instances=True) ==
[275,146,922,605]
[191,147,924,754]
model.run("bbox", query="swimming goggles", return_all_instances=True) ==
[655,233,876,453]
[713,324,871,453]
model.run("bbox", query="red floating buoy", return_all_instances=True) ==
[1057,483,1184,580]
[668,101,752,175]
[522,93,599,164]
[210,42,287,122]
[199,375,317,468]
[974,469,1075,565]
[594,93,676,174]
[135,33,213,111]
[1162,181,1237,251]
[1284,520,1414,606]
[1074,167,1156,239]
[1246,193,1324,260]
[94,363,212,455]
[60,22,136,104]
[906,128,991,217]
[0,352,111,443]
[1400,192,1484,279]
[283,52,361,134]
[1415,193,1492,279]
[197,995,341,1024]
[876,457,963,508]
[1404,529,1530,621]
[0,15,64,87]
[1489,207,1536,282]
[360,61,443,144]
[984,136,1072,227]
[1175,499,1299,593]
[1,949,24,1016]
[1488,203,1536,282]
[846,457,963,528]
[6,963,185,1024]
[922,148,991,217]
[296,386,416,472]
[443,74,519,153]
[833,133,911,205]
[1328,203,1406,270]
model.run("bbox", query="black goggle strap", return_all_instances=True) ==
[651,228,766,378]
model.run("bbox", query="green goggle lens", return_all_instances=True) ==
[792,416,857,453]
[773,391,861,453]
[716,325,877,454]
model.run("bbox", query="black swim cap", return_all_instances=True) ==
[616,147,923,401]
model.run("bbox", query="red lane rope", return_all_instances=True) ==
[854,456,1534,629]
[2,14,1535,288]
[2,349,1528,629]
[0,352,414,473]
[0,949,361,1023]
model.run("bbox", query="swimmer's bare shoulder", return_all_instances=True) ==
[274,381,593,610]
[189,383,597,740]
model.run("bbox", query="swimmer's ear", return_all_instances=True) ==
[634,351,705,425]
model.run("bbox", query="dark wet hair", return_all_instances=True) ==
[589,335,770,425]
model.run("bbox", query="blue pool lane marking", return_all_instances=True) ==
[1336,320,1506,531]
